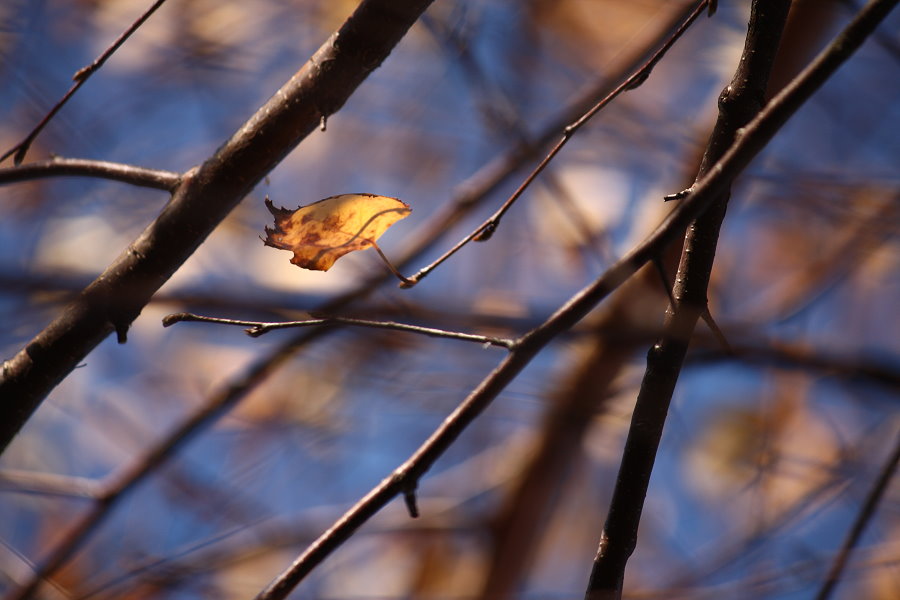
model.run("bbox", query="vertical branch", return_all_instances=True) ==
[585,2,793,598]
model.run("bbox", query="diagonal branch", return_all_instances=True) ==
[0,0,437,455]
[401,0,711,286]
[584,1,897,598]
[0,0,172,166]
[256,2,898,596]
[814,429,900,600]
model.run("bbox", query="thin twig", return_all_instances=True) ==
[257,1,899,594]
[0,0,171,165]
[700,309,732,353]
[401,0,712,286]
[814,430,900,600]
[162,312,516,349]
[0,157,181,192]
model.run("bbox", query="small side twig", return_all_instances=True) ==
[1,0,171,165]
[162,312,516,349]
[0,157,182,192]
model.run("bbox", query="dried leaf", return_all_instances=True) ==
[263,194,411,271]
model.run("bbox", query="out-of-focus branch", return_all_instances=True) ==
[255,1,900,594]
[0,158,181,192]
[0,0,437,455]
[585,0,900,597]
[688,338,900,391]
[814,429,900,600]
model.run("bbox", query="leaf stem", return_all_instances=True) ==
[371,241,416,287]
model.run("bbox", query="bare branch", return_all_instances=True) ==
[401,0,712,286]
[585,0,899,597]
[0,13,720,597]
[586,2,794,597]
[0,157,181,192]
[162,311,517,349]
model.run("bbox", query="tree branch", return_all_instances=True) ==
[256,2,899,596]
[162,311,516,349]
[585,2,793,598]
[0,18,702,595]
[584,1,900,598]
[0,157,181,191]
[401,0,711,286]
[0,0,437,455]
[814,429,900,600]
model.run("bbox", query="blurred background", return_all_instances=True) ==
[1,0,899,598]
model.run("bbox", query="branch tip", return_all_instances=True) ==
[402,484,419,519]
[663,187,693,202]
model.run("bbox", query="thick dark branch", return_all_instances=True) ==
[257,2,898,596]
[585,2,793,598]
[583,0,900,597]
[0,158,181,191]
[0,0,437,454]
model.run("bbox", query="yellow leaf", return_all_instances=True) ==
[263,194,411,271]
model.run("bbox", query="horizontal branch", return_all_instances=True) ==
[0,158,181,191]
[162,312,516,349]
